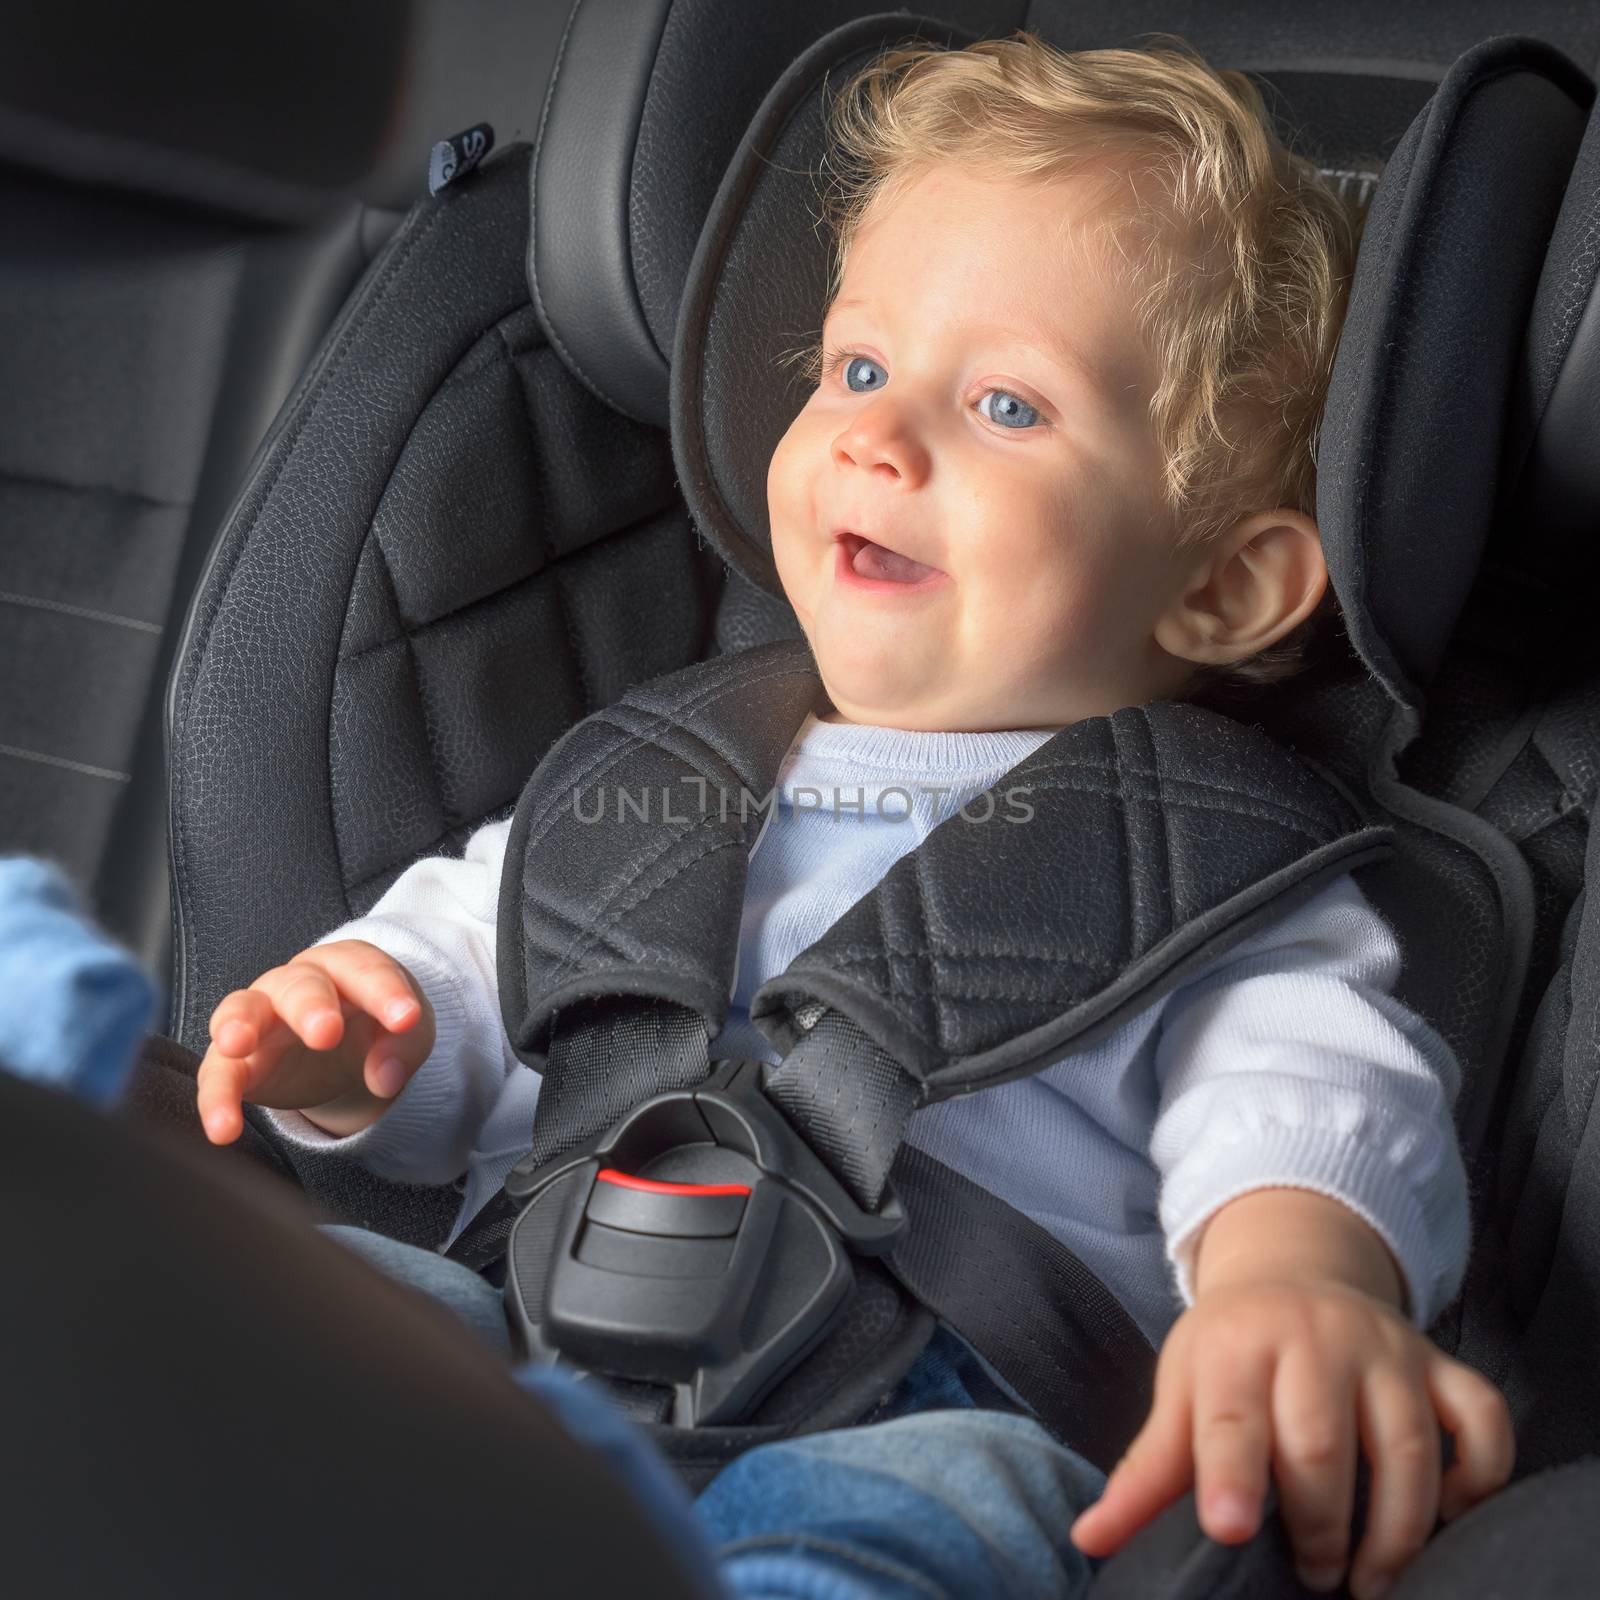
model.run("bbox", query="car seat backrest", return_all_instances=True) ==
[1317,38,1594,714]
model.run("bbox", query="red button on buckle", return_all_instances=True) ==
[594,1168,752,1199]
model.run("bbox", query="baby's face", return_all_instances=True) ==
[768,161,1200,731]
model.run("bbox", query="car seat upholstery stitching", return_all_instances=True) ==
[864,960,1113,998]
[499,319,593,720]
[345,305,534,608]
[0,743,130,783]
[362,534,448,887]
[321,303,550,896]
[910,843,938,1047]
[342,812,517,902]
[1144,706,1177,936]
[539,809,731,971]
[545,831,749,985]
[1110,716,1142,963]
[803,946,1111,971]
[514,660,818,847]
[822,938,1120,961]
[1015,773,1338,843]
[334,478,680,667]
[0,589,162,635]
[869,974,1144,1008]
[552,705,797,841]
[1023,750,1341,810]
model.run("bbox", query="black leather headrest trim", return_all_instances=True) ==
[528,0,677,428]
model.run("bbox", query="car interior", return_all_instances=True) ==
[10,0,1600,1593]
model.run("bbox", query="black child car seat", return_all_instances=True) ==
[144,0,1600,1593]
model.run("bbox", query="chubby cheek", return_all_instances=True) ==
[767,416,826,625]
[970,535,1133,674]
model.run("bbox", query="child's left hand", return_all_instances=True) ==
[1068,1276,1514,1599]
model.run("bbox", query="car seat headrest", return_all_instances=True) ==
[1316,35,1591,711]
[668,20,1591,713]
[528,0,919,430]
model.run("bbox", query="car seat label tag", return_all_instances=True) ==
[429,123,495,195]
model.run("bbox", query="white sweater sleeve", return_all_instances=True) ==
[258,816,522,1186]
[1151,873,1470,1330]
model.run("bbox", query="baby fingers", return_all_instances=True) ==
[195,1050,251,1144]
[1069,1372,1193,1555]
[1427,1355,1514,1521]
[1192,1337,1276,1544]
[1271,1343,1357,1590]
[1350,1364,1441,1600]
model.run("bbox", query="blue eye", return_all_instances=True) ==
[843,355,886,393]
[978,390,1039,430]
[826,347,1043,432]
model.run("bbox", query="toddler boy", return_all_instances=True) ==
[197,33,1512,1599]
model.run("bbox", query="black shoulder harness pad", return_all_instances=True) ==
[497,638,1395,1093]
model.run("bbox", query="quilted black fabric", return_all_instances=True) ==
[169,146,720,1046]
[498,639,1388,1099]
[164,147,722,1238]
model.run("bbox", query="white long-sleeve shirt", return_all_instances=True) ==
[266,713,1470,1348]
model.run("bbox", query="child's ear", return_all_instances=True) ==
[1153,509,1327,666]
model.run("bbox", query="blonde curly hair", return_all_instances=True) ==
[783,31,1374,693]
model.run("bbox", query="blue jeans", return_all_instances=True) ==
[324,1224,1107,1599]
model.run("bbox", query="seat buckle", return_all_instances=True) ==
[502,1059,903,1427]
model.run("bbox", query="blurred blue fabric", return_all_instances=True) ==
[0,855,157,1105]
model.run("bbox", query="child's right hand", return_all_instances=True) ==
[197,939,436,1144]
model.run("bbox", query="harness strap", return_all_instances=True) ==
[764,1009,919,1211]
[526,997,711,1168]
[446,997,709,1271]
[888,1146,1155,1473]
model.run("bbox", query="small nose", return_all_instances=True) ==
[831,400,931,487]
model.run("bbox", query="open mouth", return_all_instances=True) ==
[835,531,946,590]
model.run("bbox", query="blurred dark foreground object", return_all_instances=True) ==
[0,1068,716,1600]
